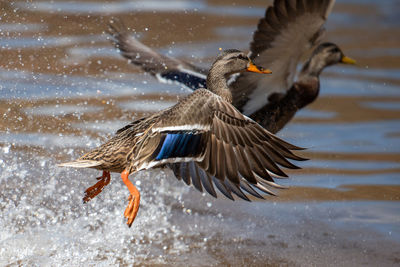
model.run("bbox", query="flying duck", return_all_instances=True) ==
[59,50,305,227]
[108,0,355,133]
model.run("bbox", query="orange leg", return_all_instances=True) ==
[121,169,140,227]
[83,171,111,203]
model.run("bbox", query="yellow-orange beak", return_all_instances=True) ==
[341,56,356,65]
[247,62,272,74]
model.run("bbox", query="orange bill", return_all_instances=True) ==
[247,62,272,74]
[341,56,356,64]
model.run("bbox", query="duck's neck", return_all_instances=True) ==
[299,53,327,79]
[206,65,233,103]
[293,54,325,110]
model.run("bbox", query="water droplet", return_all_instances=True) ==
[3,146,10,154]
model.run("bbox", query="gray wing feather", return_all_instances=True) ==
[108,18,207,81]
[169,91,304,199]
[231,0,335,115]
[143,90,305,200]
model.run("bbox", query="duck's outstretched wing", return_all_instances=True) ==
[108,19,207,90]
[231,0,335,115]
[128,89,306,200]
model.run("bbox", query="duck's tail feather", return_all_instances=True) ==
[58,160,102,168]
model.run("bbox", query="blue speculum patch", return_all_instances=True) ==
[160,71,207,90]
[155,133,202,160]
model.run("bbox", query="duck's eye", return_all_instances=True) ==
[330,47,340,53]
[226,54,248,61]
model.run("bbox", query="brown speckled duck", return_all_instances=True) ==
[108,0,355,134]
[59,50,305,227]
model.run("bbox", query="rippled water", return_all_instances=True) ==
[0,0,399,266]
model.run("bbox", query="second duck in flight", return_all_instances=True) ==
[108,0,356,133]
[59,50,305,227]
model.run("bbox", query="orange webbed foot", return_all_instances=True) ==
[83,171,111,203]
[121,169,141,227]
[124,194,140,227]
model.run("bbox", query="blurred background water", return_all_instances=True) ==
[0,0,399,266]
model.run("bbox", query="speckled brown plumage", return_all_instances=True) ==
[78,114,159,172]
[59,50,305,227]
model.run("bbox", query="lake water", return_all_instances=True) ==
[0,0,399,266]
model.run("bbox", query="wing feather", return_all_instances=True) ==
[254,144,288,177]
[224,180,250,201]
[245,148,275,182]
[234,146,257,184]
[108,18,207,90]
[239,180,265,199]
[231,0,336,114]
[261,142,301,169]
[212,176,234,200]
[195,95,304,198]
[253,182,277,196]
[223,142,240,184]
[180,162,191,186]
[188,161,203,192]
[209,134,218,177]
[195,163,217,198]
[128,89,304,200]
[215,138,227,182]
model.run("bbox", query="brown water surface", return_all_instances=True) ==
[0,0,399,266]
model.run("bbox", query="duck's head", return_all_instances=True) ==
[300,43,355,78]
[207,49,271,102]
[314,42,356,67]
[210,49,272,78]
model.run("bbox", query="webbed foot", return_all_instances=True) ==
[83,171,111,203]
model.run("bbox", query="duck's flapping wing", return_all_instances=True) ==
[108,19,207,90]
[194,94,305,200]
[129,89,306,200]
[231,0,335,115]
